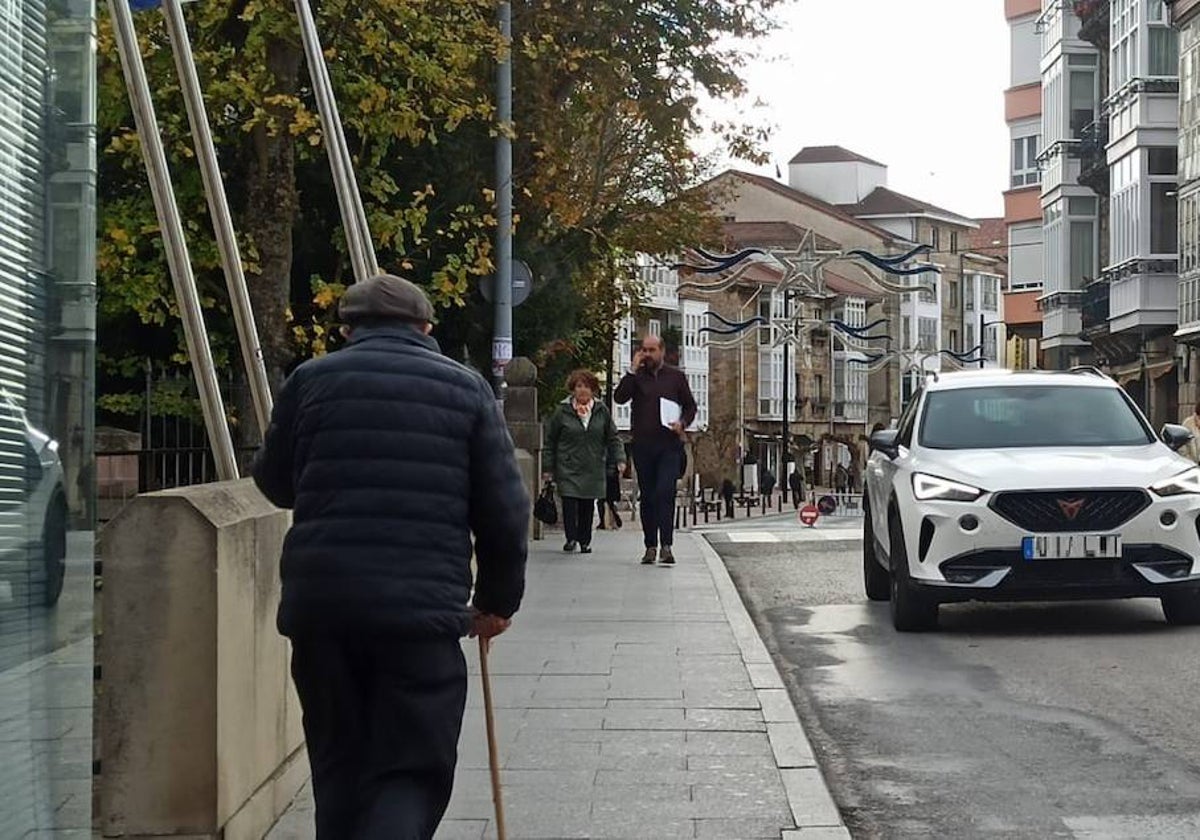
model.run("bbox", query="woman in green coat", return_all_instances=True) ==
[543,369,626,554]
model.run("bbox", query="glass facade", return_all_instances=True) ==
[0,0,97,834]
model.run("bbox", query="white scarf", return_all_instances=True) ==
[573,398,595,430]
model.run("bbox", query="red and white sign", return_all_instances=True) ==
[799,504,820,528]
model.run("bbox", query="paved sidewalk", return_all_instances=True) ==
[267,530,847,840]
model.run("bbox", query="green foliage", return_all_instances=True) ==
[96,0,779,429]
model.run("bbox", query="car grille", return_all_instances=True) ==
[989,489,1150,533]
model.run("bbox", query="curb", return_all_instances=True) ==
[690,533,850,838]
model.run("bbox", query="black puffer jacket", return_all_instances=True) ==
[253,326,529,639]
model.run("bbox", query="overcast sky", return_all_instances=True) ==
[702,0,1011,220]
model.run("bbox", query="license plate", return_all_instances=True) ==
[1022,534,1122,560]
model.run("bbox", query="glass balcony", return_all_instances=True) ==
[1081,278,1110,333]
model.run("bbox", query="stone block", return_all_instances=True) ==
[507,421,542,454]
[98,479,306,840]
[503,390,539,425]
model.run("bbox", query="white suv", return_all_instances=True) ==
[864,368,1200,632]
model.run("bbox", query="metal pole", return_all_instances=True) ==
[106,0,238,482]
[492,0,514,393]
[294,0,377,283]
[980,312,986,369]
[781,290,789,505]
[161,0,273,436]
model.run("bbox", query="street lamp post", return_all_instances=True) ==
[492,1,514,396]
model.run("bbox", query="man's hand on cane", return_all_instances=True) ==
[470,609,511,641]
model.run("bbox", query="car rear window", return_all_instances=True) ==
[918,385,1154,449]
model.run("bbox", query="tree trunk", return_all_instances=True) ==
[243,34,302,424]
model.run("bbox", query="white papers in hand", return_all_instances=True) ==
[660,398,682,429]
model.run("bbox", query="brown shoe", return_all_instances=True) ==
[659,547,675,566]
[640,548,657,565]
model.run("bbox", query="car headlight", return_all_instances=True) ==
[912,473,984,502]
[1151,467,1200,497]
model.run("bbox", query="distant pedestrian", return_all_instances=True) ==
[721,478,735,519]
[761,468,777,497]
[615,334,697,565]
[253,274,529,840]
[544,369,625,554]
[597,453,624,531]
[1184,402,1200,464]
[788,469,805,509]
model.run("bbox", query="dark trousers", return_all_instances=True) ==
[562,496,594,546]
[632,443,683,549]
[290,636,467,840]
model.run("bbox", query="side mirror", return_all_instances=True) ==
[870,429,901,460]
[1161,424,1194,453]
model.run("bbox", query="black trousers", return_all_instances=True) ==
[290,636,467,840]
[561,496,594,546]
[632,443,683,549]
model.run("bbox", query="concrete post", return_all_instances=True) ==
[502,357,542,540]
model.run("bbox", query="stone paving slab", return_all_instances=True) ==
[267,529,846,839]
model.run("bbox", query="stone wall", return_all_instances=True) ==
[98,480,306,840]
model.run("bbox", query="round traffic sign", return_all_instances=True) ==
[480,259,534,306]
[817,495,838,515]
[799,504,820,527]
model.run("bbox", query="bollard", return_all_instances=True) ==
[704,505,710,525]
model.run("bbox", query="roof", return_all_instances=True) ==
[719,221,840,251]
[969,218,1007,255]
[789,146,886,168]
[825,270,884,302]
[841,187,979,228]
[927,369,1118,391]
[719,170,904,244]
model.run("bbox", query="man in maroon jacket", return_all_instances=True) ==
[614,334,697,565]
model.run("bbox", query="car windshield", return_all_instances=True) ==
[919,385,1153,450]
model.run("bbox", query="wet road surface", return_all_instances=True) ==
[716,537,1200,839]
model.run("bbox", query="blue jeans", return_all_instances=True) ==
[633,443,683,549]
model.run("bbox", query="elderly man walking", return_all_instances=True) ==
[253,274,529,839]
[614,334,696,565]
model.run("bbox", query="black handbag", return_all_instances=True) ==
[534,482,559,525]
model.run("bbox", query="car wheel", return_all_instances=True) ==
[41,495,67,608]
[1161,590,1200,626]
[888,512,938,632]
[863,499,890,602]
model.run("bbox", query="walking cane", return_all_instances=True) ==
[478,637,508,840]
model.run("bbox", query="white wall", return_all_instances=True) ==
[1011,15,1041,87]
[787,160,887,205]
[1009,222,1043,287]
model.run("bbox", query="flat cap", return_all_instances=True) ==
[338,274,435,325]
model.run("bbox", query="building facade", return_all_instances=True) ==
[0,0,97,832]
[1037,0,1104,366]
[1170,0,1200,408]
[1006,0,1048,365]
[1024,0,1183,427]
[623,148,999,492]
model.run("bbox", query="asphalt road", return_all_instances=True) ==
[716,535,1200,839]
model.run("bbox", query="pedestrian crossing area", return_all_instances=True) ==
[704,520,863,545]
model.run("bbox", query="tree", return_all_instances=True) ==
[98,0,502,437]
[96,0,781,438]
